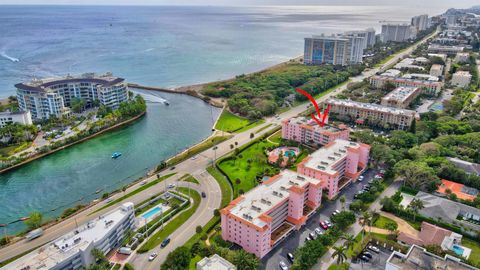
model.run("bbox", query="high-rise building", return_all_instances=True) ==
[16,73,129,120]
[304,35,364,66]
[381,23,416,42]
[2,202,135,270]
[365,28,377,47]
[411,14,429,31]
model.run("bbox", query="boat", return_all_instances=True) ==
[164,101,170,106]
[112,152,122,159]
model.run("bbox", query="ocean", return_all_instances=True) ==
[0,5,449,97]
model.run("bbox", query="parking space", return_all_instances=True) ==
[350,244,393,270]
[260,169,379,270]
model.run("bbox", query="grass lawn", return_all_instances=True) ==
[167,135,230,165]
[461,238,480,265]
[218,140,275,196]
[268,130,282,144]
[189,255,202,270]
[215,110,263,133]
[92,173,176,214]
[236,119,265,133]
[180,174,199,184]
[255,123,272,134]
[373,215,397,229]
[138,187,201,252]
[0,142,31,158]
[206,166,232,207]
[327,263,350,270]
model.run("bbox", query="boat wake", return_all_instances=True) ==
[132,90,168,104]
[0,51,20,62]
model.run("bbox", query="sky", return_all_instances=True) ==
[0,0,478,8]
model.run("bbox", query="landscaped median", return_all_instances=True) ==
[137,187,201,253]
[166,135,231,166]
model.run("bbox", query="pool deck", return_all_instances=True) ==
[137,203,171,224]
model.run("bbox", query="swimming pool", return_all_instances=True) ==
[452,245,464,256]
[284,150,296,157]
[429,102,444,111]
[142,206,162,220]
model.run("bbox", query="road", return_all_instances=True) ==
[0,27,437,268]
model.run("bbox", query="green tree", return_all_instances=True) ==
[394,160,440,191]
[408,198,424,222]
[331,245,347,267]
[161,246,191,270]
[24,211,42,229]
[71,97,86,113]
[358,211,372,241]
[331,211,356,230]
[196,225,203,234]
[341,233,355,251]
[339,195,346,210]
[385,222,398,238]
[233,250,261,270]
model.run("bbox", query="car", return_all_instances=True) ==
[379,169,386,174]
[332,210,341,216]
[167,183,175,189]
[309,232,316,240]
[140,180,147,186]
[359,255,370,262]
[201,192,206,198]
[169,166,176,170]
[148,252,158,261]
[374,175,382,179]
[279,261,288,270]
[368,245,380,253]
[164,193,171,199]
[358,176,364,182]
[315,228,323,236]
[190,156,197,160]
[160,238,170,248]
[105,198,112,203]
[320,221,328,230]
[287,253,295,262]
[362,251,373,259]
[325,220,333,228]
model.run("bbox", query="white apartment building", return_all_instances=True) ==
[197,254,236,270]
[455,52,470,63]
[381,23,416,42]
[411,14,429,31]
[2,202,136,270]
[430,64,444,77]
[381,87,422,109]
[0,111,33,128]
[451,71,472,88]
[16,73,129,120]
[304,35,365,66]
[369,75,443,96]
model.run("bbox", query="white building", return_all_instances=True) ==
[381,87,422,109]
[2,202,135,270]
[452,71,472,88]
[197,254,236,270]
[0,111,33,128]
[365,28,376,47]
[381,23,416,42]
[16,73,129,120]
[411,14,429,31]
[428,53,448,62]
[430,64,444,77]
[455,52,470,63]
[304,35,365,66]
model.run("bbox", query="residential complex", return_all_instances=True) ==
[436,179,479,201]
[326,98,417,130]
[303,35,364,66]
[380,86,422,109]
[430,64,444,77]
[281,117,350,146]
[297,139,370,200]
[381,23,416,42]
[15,73,129,120]
[411,14,429,31]
[0,111,32,127]
[369,75,443,95]
[386,245,479,270]
[451,71,472,88]
[455,52,471,63]
[427,44,465,55]
[220,170,323,258]
[2,202,135,270]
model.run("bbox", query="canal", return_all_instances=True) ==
[0,91,221,234]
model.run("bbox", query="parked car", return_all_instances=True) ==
[201,192,206,198]
[118,247,132,255]
[306,235,312,241]
[148,252,158,261]
[160,238,171,248]
[325,220,333,228]
[315,228,323,236]
[26,228,43,241]
[167,183,175,189]
[287,253,295,262]
[362,251,373,259]
[368,245,380,253]
[140,180,147,186]
[309,232,317,240]
[332,210,341,216]
[169,166,176,170]
[358,176,364,182]
[279,261,288,270]
[320,221,328,230]
[359,255,370,262]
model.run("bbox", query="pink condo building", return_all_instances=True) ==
[297,139,370,200]
[220,170,323,258]
[281,117,350,146]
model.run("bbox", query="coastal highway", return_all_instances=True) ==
[0,28,437,269]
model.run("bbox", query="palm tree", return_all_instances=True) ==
[408,198,424,222]
[341,233,356,251]
[331,245,348,268]
[339,195,346,210]
[358,211,372,241]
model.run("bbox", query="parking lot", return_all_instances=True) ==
[349,244,393,270]
[260,168,379,270]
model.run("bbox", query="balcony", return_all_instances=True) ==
[337,176,352,191]
[271,222,295,247]
[303,204,315,217]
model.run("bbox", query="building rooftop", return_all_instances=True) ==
[15,73,125,93]
[428,44,465,52]
[415,192,480,223]
[382,86,420,103]
[436,179,478,201]
[5,202,134,270]
[371,75,443,87]
[387,245,479,270]
[197,254,236,270]
[446,157,480,176]
[453,71,472,77]
[227,170,321,229]
[381,69,402,77]
[402,73,439,81]
[302,139,363,175]
[284,117,348,134]
[326,98,417,116]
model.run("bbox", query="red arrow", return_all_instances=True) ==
[295,88,330,127]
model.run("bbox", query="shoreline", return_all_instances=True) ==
[0,111,146,175]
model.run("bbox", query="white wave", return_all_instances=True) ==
[131,90,168,104]
[0,51,19,62]
[144,48,155,52]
